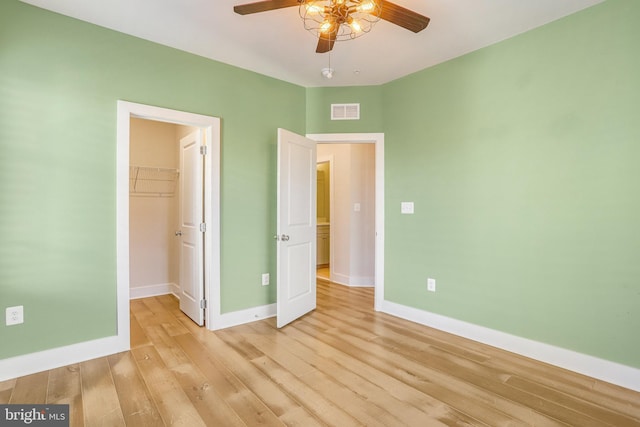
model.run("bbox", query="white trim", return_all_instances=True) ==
[306,133,384,311]
[129,283,180,300]
[346,276,374,287]
[329,272,350,287]
[210,304,276,330]
[330,272,374,287]
[117,100,222,334]
[380,300,640,392]
[0,336,126,382]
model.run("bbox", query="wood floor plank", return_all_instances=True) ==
[107,351,164,427]
[505,375,640,426]
[130,311,152,348]
[251,321,477,426]
[195,330,344,426]
[142,324,193,369]
[148,315,281,424]
[0,378,16,404]
[324,306,640,426]
[142,324,247,426]
[131,346,206,427]
[9,371,48,404]
[175,332,295,426]
[326,315,568,425]
[80,357,126,427]
[47,364,84,427]
[371,310,638,416]
[293,319,552,426]
[281,322,494,426]
[244,353,362,427]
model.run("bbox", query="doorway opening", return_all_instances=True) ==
[116,101,221,346]
[307,133,384,311]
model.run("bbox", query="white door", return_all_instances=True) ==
[276,128,317,328]
[178,130,205,325]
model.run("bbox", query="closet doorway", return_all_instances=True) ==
[129,119,205,325]
[116,101,221,340]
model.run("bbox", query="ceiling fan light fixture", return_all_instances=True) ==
[234,0,431,54]
[300,0,381,43]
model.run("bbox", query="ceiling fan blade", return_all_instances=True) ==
[316,31,337,53]
[379,0,430,33]
[234,0,300,15]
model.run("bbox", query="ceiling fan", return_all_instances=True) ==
[234,0,430,53]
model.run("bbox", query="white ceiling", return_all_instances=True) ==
[21,0,604,87]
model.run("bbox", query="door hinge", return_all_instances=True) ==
[200,222,207,232]
[200,145,208,155]
[200,299,207,309]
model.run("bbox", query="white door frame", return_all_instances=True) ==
[117,101,221,340]
[306,133,384,311]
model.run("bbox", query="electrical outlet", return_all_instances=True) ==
[262,273,270,286]
[401,202,414,214]
[427,278,436,292]
[6,306,24,326]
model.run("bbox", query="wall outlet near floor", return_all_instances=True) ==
[262,273,270,286]
[6,305,24,326]
[427,278,436,292]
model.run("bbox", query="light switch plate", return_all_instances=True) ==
[401,202,414,214]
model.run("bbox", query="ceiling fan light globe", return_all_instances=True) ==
[357,0,376,13]
[320,20,333,33]
[305,2,323,14]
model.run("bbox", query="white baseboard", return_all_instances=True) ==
[330,272,374,287]
[330,272,350,287]
[0,335,129,382]
[130,282,179,299]
[380,300,640,392]
[210,303,276,330]
[348,276,375,287]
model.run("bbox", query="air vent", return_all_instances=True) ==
[331,103,360,121]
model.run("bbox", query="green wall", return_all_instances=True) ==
[0,0,304,359]
[383,0,640,368]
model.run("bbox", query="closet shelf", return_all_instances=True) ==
[129,166,179,197]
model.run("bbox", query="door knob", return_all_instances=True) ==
[274,234,290,241]
[175,230,183,236]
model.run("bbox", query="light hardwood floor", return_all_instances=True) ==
[2,281,639,426]
[317,266,330,280]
